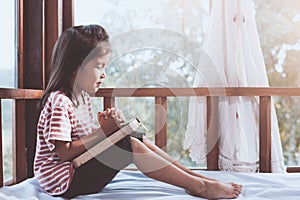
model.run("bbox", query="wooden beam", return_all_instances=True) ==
[103,97,115,110]
[155,97,167,150]
[12,100,27,183]
[3,87,300,99]
[206,96,219,170]
[25,100,41,178]
[18,0,24,89]
[23,0,44,89]
[22,0,44,179]
[0,88,43,99]
[96,87,300,97]
[0,100,3,187]
[44,0,63,88]
[63,0,74,31]
[287,167,300,173]
[259,96,271,172]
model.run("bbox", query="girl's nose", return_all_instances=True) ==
[100,72,106,78]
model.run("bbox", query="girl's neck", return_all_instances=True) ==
[72,86,85,106]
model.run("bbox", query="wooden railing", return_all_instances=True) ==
[0,87,300,186]
[96,87,300,173]
[0,88,43,186]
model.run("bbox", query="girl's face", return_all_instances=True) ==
[74,52,111,94]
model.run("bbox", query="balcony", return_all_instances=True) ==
[1,87,300,186]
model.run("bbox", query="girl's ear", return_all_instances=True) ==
[70,69,78,84]
[72,69,78,75]
[72,67,80,76]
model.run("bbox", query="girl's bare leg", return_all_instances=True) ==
[142,138,242,193]
[130,137,242,199]
[142,137,218,181]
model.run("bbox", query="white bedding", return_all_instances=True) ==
[0,170,299,200]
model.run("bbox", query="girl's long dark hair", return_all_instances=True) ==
[40,24,110,109]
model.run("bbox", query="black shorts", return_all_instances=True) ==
[60,132,144,199]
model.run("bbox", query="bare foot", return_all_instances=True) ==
[186,179,242,199]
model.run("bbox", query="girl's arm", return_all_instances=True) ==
[55,108,123,161]
[55,128,107,162]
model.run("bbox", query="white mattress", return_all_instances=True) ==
[0,170,299,199]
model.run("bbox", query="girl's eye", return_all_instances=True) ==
[96,65,105,69]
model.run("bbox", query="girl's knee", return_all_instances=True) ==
[130,137,145,153]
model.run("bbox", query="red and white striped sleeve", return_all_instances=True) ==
[44,94,73,151]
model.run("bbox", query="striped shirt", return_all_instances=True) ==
[34,91,98,195]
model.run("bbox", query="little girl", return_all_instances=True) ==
[34,24,242,199]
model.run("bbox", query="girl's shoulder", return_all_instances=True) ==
[47,90,73,109]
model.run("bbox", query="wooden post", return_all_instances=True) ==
[44,0,63,87]
[155,97,167,150]
[206,96,219,170]
[12,100,27,183]
[20,0,44,179]
[259,96,271,172]
[0,100,3,187]
[63,0,74,31]
[18,0,24,89]
[104,97,115,110]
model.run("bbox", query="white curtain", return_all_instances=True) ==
[184,0,286,172]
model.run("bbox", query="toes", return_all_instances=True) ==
[230,182,239,187]
[238,185,243,191]
[233,190,240,196]
[231,182,243,190]
[233,193,238,198]
[232,185,242,194]
[235,186,242,193]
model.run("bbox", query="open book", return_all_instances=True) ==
[72,118,142,168]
